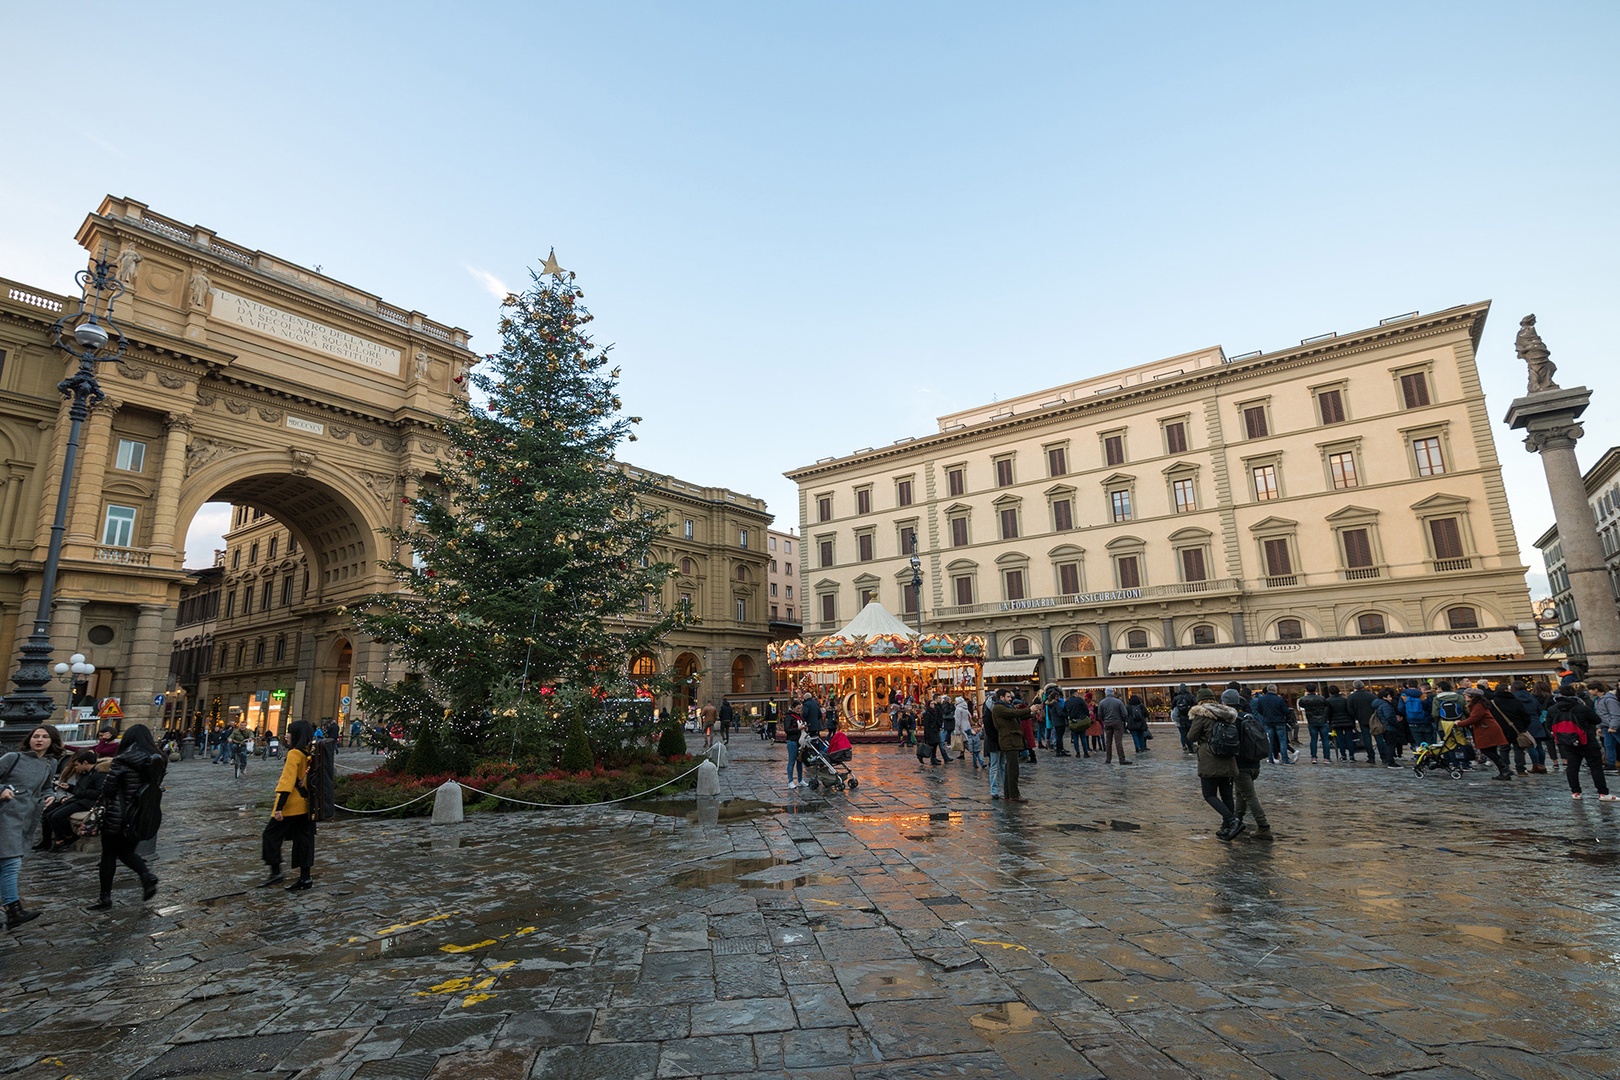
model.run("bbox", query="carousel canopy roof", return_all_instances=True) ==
[836,602,919,641]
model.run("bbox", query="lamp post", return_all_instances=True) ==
[908,554,924,636]
[52,653,96,719]
[0,252,126,746]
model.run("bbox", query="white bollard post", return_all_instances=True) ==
[696,759,720,796]
[708,741,729,769]
[431,780,464,824]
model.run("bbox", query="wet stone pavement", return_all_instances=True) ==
[3,734,1619,1079]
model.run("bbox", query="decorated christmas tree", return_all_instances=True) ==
[352,252,677,765]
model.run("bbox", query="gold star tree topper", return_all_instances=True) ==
[540,249,566,278]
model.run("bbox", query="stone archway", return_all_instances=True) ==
[730,653,757,695]
[673,652,701,718]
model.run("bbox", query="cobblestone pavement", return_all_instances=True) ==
[3,733,1618,1079]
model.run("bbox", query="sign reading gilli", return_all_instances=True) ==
[210,288,401,375]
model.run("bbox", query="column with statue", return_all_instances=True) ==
[1504,314,1620,681]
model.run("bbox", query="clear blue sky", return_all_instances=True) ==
[2,1,1615,594]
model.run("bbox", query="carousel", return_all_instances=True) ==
[767,602,987,732]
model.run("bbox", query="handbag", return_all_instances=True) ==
[78,805,104,836]
[1485,699,1533,749]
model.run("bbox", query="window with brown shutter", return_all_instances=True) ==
[855,488,871,514]
[1401,372,1431,409]
[1263,538,1292,576]
[999,507,1019,540]
[1164,421,1187,454]
[947,468,965,497]
[1117,556,1141,589]
[1181,547,1207,582]
[1004,570,1025,601]
[1052,499,1073,531]
[1430,517,1464,559]
[1318,388,1346,425]
[902,581,919,614]
[1104,435,1124,466]
[899,525,917,555]
[821,594,835,622]
[1058,562,1080,593]
[817,496,832,522]
[995,458,1014,487]
[819,540,834,567]
[1342,528,1373,568]
[954,576,974,606]
[1047,447,1067,476]
[897,479,913,506]
[1243,406,1269,439]
[857,533,873,561]
[950,516,969,547]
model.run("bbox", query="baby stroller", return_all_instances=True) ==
[1411,719,1467,779]
[799,734,859,792]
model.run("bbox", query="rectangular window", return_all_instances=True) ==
[1103,434,1124,466]
[1058,562,1080,594]
[770,582,778,596]
[223,591,235,619]
[1243,405,1269,439]
[995,458,1014,487]
[819,540,834,567]
[821,594,835,623]
[1342,528,1374,568]
[242,587,253,616]
[786,564,793,577]
[1181,547,1207,582]
[249,542,259,564]
[274,637,287,663]
[1318,389,1346,425]
[1047,447,1067,477]
[770,604,778,619]
[100,504,139,547]
[950,516,969,547]
[857,533,874,562]
[1252,464,1279,501]
[232,549,241,570]
[1109,489,1132,523]
[786,605,794,621]
[1052,499,1073,532]
[902,580,919,614]
[1004,570,1025,601]
[1413,437,1445,476]
[1263,538,1293,576]
[947,468,965,497]
[280,575,294,606]
[684,518,695,539]
[1430,517,1465,560]
[114,439,146,472]
[999,507,1019,540]
[1164,421,1188,454]
[816,497,832,522]
[1172,477,1196,513]
[953,575,974,606]
[899,524,917,555]
[855,488,871,515]
[897,479,913,507]
[858,588,877,608]
[736,598,747,622]
[268,537,278,559]
[1401,372,1431,409]
[770,536,776,550]
[785,584,792,598]
[1116,555,1141,589]
[1328,451,1358,489]
[739,529,749,548]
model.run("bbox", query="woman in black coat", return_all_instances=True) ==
[89,724,166,910]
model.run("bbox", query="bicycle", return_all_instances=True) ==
[232,746,248,779]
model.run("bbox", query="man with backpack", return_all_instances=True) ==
[1188,688,1244,840]
[1347,680,1384,766]
[1400,685,1433,748]
[1546,685,1615,801]
[1297,684,1330,763]
[1231,695,1273,840]
[1063,690,1091,757]
[1170,683,1195,753]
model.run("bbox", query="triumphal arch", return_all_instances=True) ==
[0,197,476,730]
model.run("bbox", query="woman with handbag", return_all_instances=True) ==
[88,724,165,910]
[261,720,317,890]
[1,726,62,929]
[1457,687,1512,780]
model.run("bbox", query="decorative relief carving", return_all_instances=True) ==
[289,447,316,476]
[1524,423,1584,454]
[257,407,285,423]
[356,432,377,446]
[185,437,247,477]
[225,400,250,415]
[114,360,149,381]
[417,439,442,456]
[196,391,218,407]
[163,412,194,433]
[357,470,398,506]
[328,423,352,440]
[382,437,402,452]
[157,372,187,389]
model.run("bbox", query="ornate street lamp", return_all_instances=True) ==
[0,252,126,745]
[52,653,96,718]
[909,554,924,636]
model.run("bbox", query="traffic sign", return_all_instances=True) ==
[153,694,165,707]
[97,698,123,720]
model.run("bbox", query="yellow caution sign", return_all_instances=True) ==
[97,698,123,720]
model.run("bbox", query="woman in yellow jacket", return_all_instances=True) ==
[260,720,316,891]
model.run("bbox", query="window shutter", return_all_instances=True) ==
[1181,547,1207,582]
[1401,372,1431,408]
[1263,538,1292,576]
[1342,528,1373,568]
[1244,406,1268,439]
[1318,389,1345,424]
[1117,556,1140,589]
[1430,517,1464,559]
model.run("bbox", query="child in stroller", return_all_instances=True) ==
[1410,718,1469,779]
[800,720,859,792]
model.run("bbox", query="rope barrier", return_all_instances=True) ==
[331,761,706,815]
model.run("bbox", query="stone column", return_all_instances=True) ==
[123,603,169,727]
[68,397,120,544]
[150,413,193,556]
[48,599,86,667]
[1506,385,1620,681]
[1096,622,1113,680]
[1040,625,1055,685]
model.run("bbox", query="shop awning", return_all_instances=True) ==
[983,658,1042,679]
[1106,629,1525,676]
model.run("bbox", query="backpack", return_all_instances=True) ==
[1548,702,1586,751]
[1402,694,1426,722]
[306,740,336,823]
[1434,695,1464,722]
[1237,715,1270,762]
[123,755,165,842]
[1208,713,1242,757]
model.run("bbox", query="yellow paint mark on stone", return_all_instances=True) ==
[488,960,517,971]
[461,993,495,1007]
[440,938,497,954]
[970,939,1028,952]
[418,976,476,996]
[515,926,537,935]
[807,898,841,906]
[376,912,455,937]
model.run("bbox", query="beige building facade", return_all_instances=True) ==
[787,303,1541,689]
[766,528,801,638]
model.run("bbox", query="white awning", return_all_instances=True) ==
[1106,629,1524,676]
[983,658,1041,678]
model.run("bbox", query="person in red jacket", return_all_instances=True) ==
[1457,687,1511,780]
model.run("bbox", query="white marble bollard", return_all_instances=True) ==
[707,741,729,769]
[695,759,720,796]
[432,780,464,824]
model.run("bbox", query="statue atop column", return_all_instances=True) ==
[1517,314,1559,394]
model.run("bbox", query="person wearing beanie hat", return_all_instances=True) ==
[1187,693,1243,840]
[1548,684,1614,800]
[1196,687,1216,703]
[1457,686,1511,780]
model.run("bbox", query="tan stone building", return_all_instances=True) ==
[766,528,802,639]
[787,302,1542,690]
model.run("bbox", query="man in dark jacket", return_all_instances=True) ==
[1171,684,1195,753]
[991,690,1032,802]
[1323,686,1355,762]
[801,694,823,738]
[1063,691,1090,757]
[1251,684,1294,764]
[1347,680,1383,766]
[1045,685,1070,756]
[1298,684,1330,763]
[982,696,1004,798]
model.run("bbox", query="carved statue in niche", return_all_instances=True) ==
[188,268,211,310]
[117,247,142,287]
[414,352,433,380]
[1517,314,1559,394]
[450,356,472,395]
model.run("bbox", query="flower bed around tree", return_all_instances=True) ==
[334,755,700,819]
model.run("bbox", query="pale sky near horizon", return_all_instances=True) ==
[2,1,1616,597]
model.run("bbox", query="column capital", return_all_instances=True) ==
[1525,423,1583,454]
[89,395,123,416]
[164,412,195,433]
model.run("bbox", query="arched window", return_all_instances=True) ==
[1275,618,1303,641]
[1126,629,1149,649]
[679,557,695,576]
[1357,613,1387,636]
[1446,606,1479,630]
[1010,637,1031,656]
[1059,633,1095,654]
[630,654,657,679]
[1191,624,1216,645]
[736,565,748,581]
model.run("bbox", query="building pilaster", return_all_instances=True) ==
[68,396,121,544]
[150,413,193,556]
